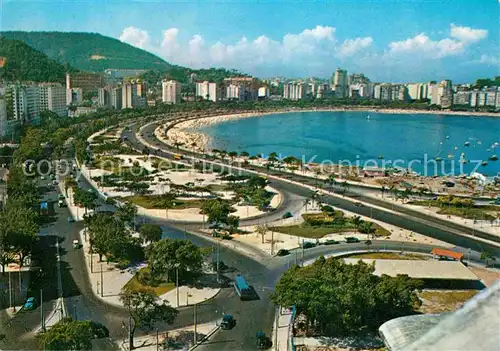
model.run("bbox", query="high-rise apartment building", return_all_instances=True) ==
[39,85,67,117]
[453,91,471,106]
[428,83,439,105]
[380,84,392,101]
[195,81,221,102]
[437,80,453,107]
[162,80,182,104]
[223,77,259,101]
[122,83,146,109]
[315,83,330,99]
[66,72,104,92]
[0,94,7,137]
[2,85,41,130]
[348,73,370,85]
[332,68,348,98]
[283,82,306,100]
[110,87,122,109]
[392,84,409,101]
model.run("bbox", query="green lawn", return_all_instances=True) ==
[124,195,204,210]
[349,252,429,260]
[409,200,498,221]
[269,222,390,239]
[124,267,175,296]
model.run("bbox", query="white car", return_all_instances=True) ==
[72,239,79,249]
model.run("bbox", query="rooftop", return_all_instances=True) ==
[343,259,478,280]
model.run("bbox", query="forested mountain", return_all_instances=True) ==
[1,31,172,72]
[0,37,68,83]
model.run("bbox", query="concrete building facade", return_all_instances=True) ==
[162,80,182,104]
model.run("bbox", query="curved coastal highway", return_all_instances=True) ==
[125,120,500,257]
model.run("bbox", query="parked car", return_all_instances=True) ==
[220,314,236,330]
[23,297,36,310]
[354,202,364,207]
[276,249,290,256]
[345,237,360,243]
[302,242,316,249]
[72,239,80,249]
[281,212,293,219]
[324,239,340,245]
[58,194,65,200]
[256,331,271,349]
[68,216,75,223]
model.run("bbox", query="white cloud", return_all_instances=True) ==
[387,24,487,59]
[160,28,180,58]
[475,54,500,65]
[119,26,150,49]
[450,24,488,43]
[337,37,373,57]
[388,33,465,58]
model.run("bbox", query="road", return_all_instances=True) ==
[1,115,495,351]
[127,120,500,257]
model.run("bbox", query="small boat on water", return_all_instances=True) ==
[446,136,450,139]
[460,159,468,164]
[464,141,470,146]
[435,157,443,162]
[481,161,488,166]
[447,153,454,159]
[489,154,498,161]
[366,115,371,120]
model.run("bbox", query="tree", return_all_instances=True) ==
[117,202,138,226]
[73,189,98,214]
[352,215,363,234]
[64,177,77,198]
[227,151,238,161]
[2,203,39,267]
[120,288,178,350]
[271,257,421,336]
[38,318,100,351]
[139,223,162,245]
[239,151,249,158]
[359,221,376,239]
[147,238,204,282]
[480,251,496,267]
[200,198,234,226]
[226,215,240,234]
[256,224,268,244]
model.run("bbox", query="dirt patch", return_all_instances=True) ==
[418,290,478,314]
[349,252,430,260]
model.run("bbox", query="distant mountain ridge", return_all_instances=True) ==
[1,31,172,72]
[0,37,68,83]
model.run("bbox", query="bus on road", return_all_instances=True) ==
[233,274,253,300]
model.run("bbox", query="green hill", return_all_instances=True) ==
[0,37,68,83]
[1,31,172,72]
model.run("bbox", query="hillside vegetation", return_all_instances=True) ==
[0,37,68,83]
[1,31,172,72]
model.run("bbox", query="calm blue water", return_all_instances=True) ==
[197,111,500,177]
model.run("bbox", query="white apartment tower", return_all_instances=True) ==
[40,85,67,117]
[196,81,221,102]
[162,80,182,104]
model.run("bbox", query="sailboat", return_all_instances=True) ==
[366,114,371,120]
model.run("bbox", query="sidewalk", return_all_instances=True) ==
[273,307,294,351]
[78,229,221,309]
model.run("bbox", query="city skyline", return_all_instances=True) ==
[2,0,499,83]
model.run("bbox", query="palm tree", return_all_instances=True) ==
[256,224,268,244]
[352,215,363,233]
[303,198,311,211]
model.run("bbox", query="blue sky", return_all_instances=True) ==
[2,0,499,82]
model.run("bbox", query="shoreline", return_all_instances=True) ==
[166,107,500,154]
